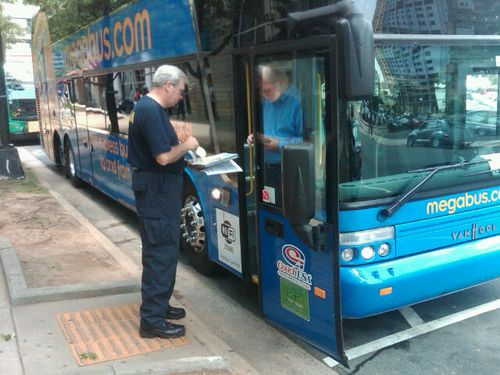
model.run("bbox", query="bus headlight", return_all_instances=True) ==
[361,246,375,260]
[211,187,231,206]
[378,243,390,257]
[342,248,355,262]
[340,226,394,246]
[211,188,221,200]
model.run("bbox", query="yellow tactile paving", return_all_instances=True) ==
[56,303,189,366]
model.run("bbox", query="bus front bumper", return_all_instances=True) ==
[340,235,500,319]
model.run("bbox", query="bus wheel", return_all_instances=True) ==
[180,182,214,275]
[53,136,63,168]
[64,142,83,188]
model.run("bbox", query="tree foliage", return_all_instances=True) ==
[0,0,26,50]
[23,0,129,41]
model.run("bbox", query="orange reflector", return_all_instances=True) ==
[379,287,393,296]
[314,287,326,299]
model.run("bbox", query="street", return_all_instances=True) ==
[17,144,500,374]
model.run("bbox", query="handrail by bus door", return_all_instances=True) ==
[244,61,255,196]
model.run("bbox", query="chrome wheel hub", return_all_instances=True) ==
[180,196,205,252]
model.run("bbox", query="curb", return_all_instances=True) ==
[0,237,140,306]
[13,149,261,375]
[50,356,231,375]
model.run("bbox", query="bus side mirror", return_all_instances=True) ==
[287,2,374,100]
[335,15,375,100]
[282,143,315,224]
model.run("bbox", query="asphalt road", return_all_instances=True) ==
[22,144,500,375]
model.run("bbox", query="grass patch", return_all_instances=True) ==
[0,168,48,197]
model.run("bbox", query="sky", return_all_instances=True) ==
[3,1,39,82]
[3,0,38,19]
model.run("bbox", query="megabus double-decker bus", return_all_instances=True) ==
[32,0,500,365]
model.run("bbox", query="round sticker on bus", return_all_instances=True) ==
[282,244,306,270]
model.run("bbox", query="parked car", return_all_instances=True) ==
[465,110,499,137]
[406,119,469,148]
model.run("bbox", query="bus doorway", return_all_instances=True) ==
[245,42,347,365]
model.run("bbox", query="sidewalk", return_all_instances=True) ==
[0,152,259,374]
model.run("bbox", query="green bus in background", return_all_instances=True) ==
[6,82,39,143]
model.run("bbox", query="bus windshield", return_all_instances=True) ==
[340,41,500,204]
[8,84,37,121]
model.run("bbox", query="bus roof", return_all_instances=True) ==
[35,0,197,78]
[7,84,36,100]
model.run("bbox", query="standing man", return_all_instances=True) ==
[247,63,303,206]
[128,65,199,339]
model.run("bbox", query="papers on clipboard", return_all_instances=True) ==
[202,159,242,175]
[187,150,242,175]
[189,152,238,167]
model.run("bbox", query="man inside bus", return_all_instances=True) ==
[247,62,304,206]
[128,65,199,339]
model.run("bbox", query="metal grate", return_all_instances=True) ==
[34,87,44,150]
[56,303,189,366]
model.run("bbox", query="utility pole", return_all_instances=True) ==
[0,32,25,179]
[0,33,10,146]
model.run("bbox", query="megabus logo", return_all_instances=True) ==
[63,9,151,69]
[426,189,500,215]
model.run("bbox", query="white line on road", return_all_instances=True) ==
[324,298,500,368]
[399,306,425,327]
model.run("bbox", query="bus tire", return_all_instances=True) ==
[180,179,215,275]
[406,136,415,147]
[53,135,63,168]
[64,142,83,188]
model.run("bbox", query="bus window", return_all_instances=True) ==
[340,43,500,204]
[9,96,37,120]
[256,53,326,217]
[84,76,110,131]
[166,62,213,153]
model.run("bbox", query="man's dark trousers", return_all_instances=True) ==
[133,171,183,328]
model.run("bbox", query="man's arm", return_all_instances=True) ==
[155,136,199,166]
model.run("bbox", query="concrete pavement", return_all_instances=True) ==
[0,150,260,375]
[0,235,258,375]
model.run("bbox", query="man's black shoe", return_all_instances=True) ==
[139,321,185,339]
[166,305,186,320]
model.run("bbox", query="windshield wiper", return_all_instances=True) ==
[377,159,489,221]
[462,168,500,177]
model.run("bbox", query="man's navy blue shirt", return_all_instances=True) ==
[127,95,184,172]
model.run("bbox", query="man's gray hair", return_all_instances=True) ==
[152,65,186,88]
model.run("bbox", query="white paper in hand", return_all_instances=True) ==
[195,147,207,158]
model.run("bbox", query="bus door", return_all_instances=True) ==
[251,43,346,365]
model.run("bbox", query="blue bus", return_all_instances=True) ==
[32,0,500,366]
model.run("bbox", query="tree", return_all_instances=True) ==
[0,0,26,51]
[23,0,129,41]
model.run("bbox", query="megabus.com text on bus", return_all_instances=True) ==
[64,9,151,69]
